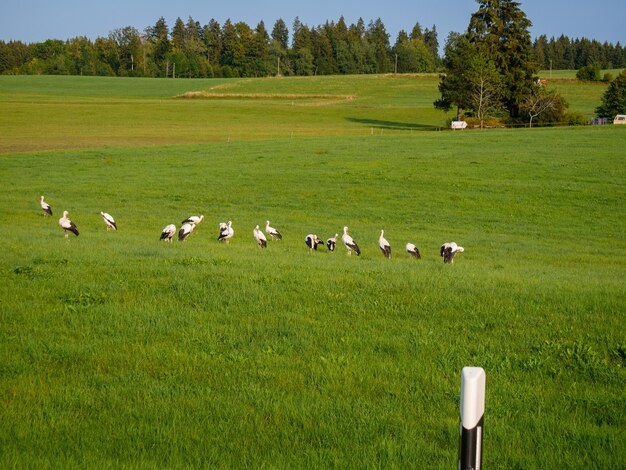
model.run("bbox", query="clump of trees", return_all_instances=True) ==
[534,35,625,71]
[0,16,441,78]
[435,0,576,127]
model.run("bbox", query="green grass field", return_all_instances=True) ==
[0,75,625,468]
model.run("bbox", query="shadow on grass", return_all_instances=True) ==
[346,117,440,131]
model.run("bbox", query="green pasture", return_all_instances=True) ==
[0,75,625,468]
[0,74,448,154]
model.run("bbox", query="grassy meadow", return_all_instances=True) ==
[0,75,625,468]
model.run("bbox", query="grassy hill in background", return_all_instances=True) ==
[0,72,612,154]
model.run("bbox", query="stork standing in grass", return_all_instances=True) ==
[379,229,391,259]
[326,233,338,252]
[265,220,282,241]
[440,242,464,263]
[40,196,52,217]
[406,243,421,259]
[218,221,234,243]
[100,212,117,231]
[254,225,267,248]
[58,210,79,238]
[341,226,361,256]
[182,215,204,225]
[178,222,196,241]
[160,224,176,242]
[304,234,324,252]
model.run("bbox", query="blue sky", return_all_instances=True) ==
[1,0,624,47]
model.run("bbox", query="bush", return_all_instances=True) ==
[464,116,506,128]
[563,112,588,126]
[576,64,601,81]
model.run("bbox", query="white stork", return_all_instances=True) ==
[40,196,52,216]
[341,226,361,256]
[218,220,234,243]
[326,233,338,252]
[182,215,204,225]
[254,224,267,248]
[100,212,117,231]
[406,243,421,259]
[304,234,324,252]
[265,220,282,240]
[379,229,391,259]
[178,222,196,241]
[440,242,465,263]
[58,210,79,238]
[160,224,176,242]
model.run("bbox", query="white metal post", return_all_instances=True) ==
[459,367,486,470]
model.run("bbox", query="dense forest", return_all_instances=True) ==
[0,16,624,78]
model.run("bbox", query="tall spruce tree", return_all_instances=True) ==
[424,25,440,65]
[467,0,537,117]
[271,19,289,51]
[145,17,170,77]
[366,18,391,73]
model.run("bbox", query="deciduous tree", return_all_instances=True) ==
[521,84,559,127]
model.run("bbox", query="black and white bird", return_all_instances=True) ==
[405,243,421,259]
[178,222,196,241]
[182,215,204,225]
[218,220,234,243]
[58,210,79,238]
[160,224,176,242]
[341,226,361,256]
[100,211,117,231]
[440,242,465,263]
[40,196,52,216]
[379,229,391,259]
[326,233,338,252]
[254,224,267,248]
[265,220,282,241]
[304,234,324,251]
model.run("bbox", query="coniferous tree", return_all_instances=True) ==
[171,18,186,50]
[423,25,440,65]
[596,70,626,117]
[349,19,368,73]
[410,22,423,42]
[311,26,335,75]
[291,17,314,75]
[366,18,391,73]
[435,32,481,118]
[533,34,548,69]
[252,21,271,76]
[145,17,171,76]
[467,0,537,117]
[271,19,289,50]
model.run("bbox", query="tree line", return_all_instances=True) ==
[0,16,440,78]
[1,13,623,78]
[534,35,625,71]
